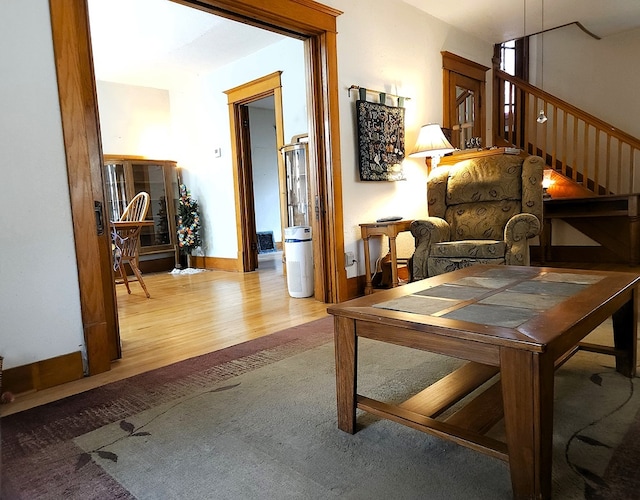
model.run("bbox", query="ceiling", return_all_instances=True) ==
[403,0,640,43]
[88,0,640,89]
[88,0,287,88]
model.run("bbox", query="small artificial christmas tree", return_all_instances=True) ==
[177,184,201,258]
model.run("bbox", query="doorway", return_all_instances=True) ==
[225,72,288,274]
[442,51,490,150]
[50,0,345,375]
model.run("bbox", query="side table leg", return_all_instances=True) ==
[363,236,373,294]
[334,316,357,434]
[612,293,637,377]
[501,348,555,499]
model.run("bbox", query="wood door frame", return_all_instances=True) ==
[225,72,284,273]
[49,0,346,374]
[442,51,489,149]
[49,0,119,375]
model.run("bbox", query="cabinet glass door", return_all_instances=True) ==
[103,157,180,269]
[132,162,171,249]
[282,143,309,227]
[104,162,128,221]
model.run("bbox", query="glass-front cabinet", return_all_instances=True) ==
[103,156,180,270]
[281,141,310,227]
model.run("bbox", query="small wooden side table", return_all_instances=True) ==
[359,220,413,294]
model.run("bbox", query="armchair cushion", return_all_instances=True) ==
[431,240,506,259]
[428,256,506,277]
[428,239,506,279]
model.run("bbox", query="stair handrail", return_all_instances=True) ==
[493,69,640,196]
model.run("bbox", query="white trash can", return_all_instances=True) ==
[284,226,314,298]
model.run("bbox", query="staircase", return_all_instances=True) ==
[493,69,640,265]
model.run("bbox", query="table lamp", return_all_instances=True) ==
[408,123,455,169]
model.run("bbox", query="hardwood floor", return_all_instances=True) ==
[1,253,328,416]
[3,257,639,417]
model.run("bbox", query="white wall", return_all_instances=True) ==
[532,24,640,138]
[97,81,172,158]
[0,0,85,370]
[169,37,307,259]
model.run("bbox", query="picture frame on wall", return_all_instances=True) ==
[356,100,405,181]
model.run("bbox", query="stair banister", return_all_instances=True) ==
[493,69,640,196]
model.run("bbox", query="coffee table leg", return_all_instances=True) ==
[612,294,637,377]
[501,348,555,499]
[334,316,357,433]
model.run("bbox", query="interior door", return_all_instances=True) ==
[238,104,259,271]
[449,73,483,150]
[442,52,489,153]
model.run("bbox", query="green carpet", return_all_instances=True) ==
[2,316,639,499]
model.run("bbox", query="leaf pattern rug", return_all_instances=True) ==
[2,317,639,499]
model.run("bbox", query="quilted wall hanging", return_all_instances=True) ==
[356,99,406,181]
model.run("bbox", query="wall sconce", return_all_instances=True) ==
[408,123,455,169]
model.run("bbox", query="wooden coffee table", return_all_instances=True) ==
[328,265,639,499]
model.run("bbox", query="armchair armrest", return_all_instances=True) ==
[504,213,541,266]
[410,218,450,281]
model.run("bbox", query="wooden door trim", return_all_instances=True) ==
[225,72,284,272]
[442,51,490,81]
[172,0,342,34]
[442,51,489,149]
[49,0,119,374]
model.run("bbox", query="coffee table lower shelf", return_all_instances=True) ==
[356,360,509,461]
[356,336,627,466]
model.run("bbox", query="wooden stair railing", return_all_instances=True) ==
[493,69,640,197]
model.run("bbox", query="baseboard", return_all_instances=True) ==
[345,265,410,300]
[139,256,176,273]
[189,255,241,272]
[346,274,366,299]
[2,351,84,395]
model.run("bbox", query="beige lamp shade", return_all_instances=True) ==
[408,123,455,158]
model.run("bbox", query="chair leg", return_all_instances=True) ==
[119,264,132,294]
[128,261,151,299]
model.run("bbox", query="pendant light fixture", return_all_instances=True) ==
[537,0,548,124]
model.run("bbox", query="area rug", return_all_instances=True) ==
[1,316,639,499]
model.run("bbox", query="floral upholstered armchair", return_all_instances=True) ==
[410,154,544,280]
